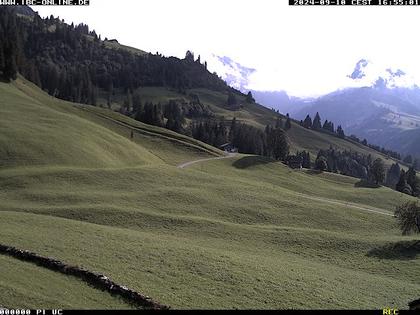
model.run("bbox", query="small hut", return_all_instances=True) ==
[219,143,238,153]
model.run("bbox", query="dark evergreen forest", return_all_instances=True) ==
[0,6,228,103]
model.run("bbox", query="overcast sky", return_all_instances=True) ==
[31,1,420,97]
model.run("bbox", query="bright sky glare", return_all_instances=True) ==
[31,1,420,97]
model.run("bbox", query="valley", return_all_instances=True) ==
[1,5,419,310]
[1,78,419,309]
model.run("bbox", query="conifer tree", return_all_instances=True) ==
[370,158,385,185]
[3,42,17,81]
[407,167,420,196]
[386,163,401,188]
[285,116,292,130]
[312,112,322,130]
[336,125,345,138]
[396,169,412,195]
[229,117,237,141]
[132,91,142,113]
[303,115,312,129]
[246,91,255,103]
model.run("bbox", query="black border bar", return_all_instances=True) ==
[0,0,89,5]
[289,0,420,5]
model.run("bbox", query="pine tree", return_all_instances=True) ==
[386,163,401,188]
[407,167,420,196]
[165,100,185,133]
[3,42,17,81]
[370,158,385,185]
[315,156,328,171]
[153,104,164,127]
[0,45,4,71]
[269,128,289,161]
[246,91,255,103]
[285,116,292,130]
[229,117,237,142]
[106,80,113,109]
[132,91,142,113]
[336,125,345,138]
[300,151,311,168]
[140,102,154,125]
[90,85,98,106]
[312,112,322,130]
[303,115,312,129]
[185,50,194,62]
[396,169,413,195]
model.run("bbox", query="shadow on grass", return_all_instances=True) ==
[232,155,275,169]
[0,77,12,83]
[367,240,420,260]
[304,169,323,175]
[354,180,381,189]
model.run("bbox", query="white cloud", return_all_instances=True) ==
[32,1,420,97]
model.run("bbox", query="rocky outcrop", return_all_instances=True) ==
[0,244,169,310]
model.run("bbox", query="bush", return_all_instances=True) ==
[315,156,328,171]
[394,201,420,235]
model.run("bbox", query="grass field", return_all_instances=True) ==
[0,255,134,309]
[1,78,419,309]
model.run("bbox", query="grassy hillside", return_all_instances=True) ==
[1,159,419,309]
[0,78,222,168]
[1,78,419,309]
[0,255,134,309]
[0,81,159,169]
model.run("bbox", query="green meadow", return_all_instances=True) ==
[0,78,419,309]
[0,255,134,309]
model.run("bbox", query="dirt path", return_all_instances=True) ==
[178,153,393,217]
[177,152,237,169]
[294,193,394,217]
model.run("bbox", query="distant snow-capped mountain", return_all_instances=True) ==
[347,58,418,90]
[292,60,420,156]
[205,54,306,114]
[206,55,420,156]
[205,54,255,92]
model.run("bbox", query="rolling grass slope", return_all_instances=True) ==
[0,255,134,309]
[1,78,222,168]
[0,80,159,169]
[1,79,419,309]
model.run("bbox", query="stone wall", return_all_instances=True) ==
[0,244,169,310]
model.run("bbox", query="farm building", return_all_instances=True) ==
[219,143,238,153]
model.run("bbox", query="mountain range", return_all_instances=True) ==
[210,56,420,157]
